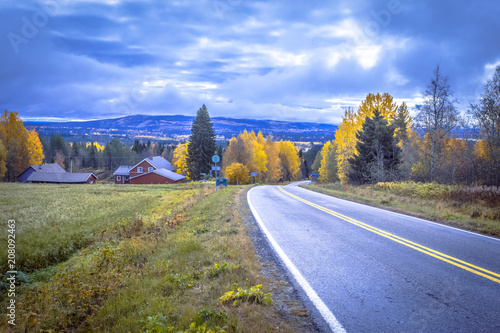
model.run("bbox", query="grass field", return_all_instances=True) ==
[304,182,500,237]
[0,183,302,332]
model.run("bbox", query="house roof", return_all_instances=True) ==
[129,156,175,173]
[148,156,175,171]
[30,163,67,173]
[130,168,186,181]
[113,166,132,176]
[26,172,97,183]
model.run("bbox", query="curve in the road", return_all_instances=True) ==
[277,186,500,285]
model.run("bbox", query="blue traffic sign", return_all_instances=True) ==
[212,155,220,163]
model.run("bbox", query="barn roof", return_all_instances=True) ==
[130,168,185,181]
[26,172,97,183]
[30,163,67,173]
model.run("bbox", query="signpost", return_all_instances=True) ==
[250,172,257,184]
[212,155,220,191]
[310,174,320,182]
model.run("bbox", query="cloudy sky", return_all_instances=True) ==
[1,0,499,124]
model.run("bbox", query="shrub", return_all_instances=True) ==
[224,163,250,185]
[219,283,272,306]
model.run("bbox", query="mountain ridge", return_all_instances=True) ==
[26,114,338,143]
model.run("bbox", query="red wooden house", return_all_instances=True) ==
[113,156,186,184]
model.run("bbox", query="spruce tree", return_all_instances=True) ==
[349,110,401,184]
[187,105,217,180]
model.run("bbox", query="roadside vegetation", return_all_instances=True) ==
[304,181,500,237]
[0,183,300,332]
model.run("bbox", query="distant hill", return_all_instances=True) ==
[26,114,338,144]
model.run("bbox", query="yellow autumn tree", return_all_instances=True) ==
[223,133,253,171]
[0,110,31,181]
[441,137,472,184]
[278,140,300,181]
[27,129,44,165]
[335,107,357,184]
[318,140,338,182]
[253,131,268,181]
[264,136,282,183]
[223,130,268,181]
[356,93,398,122]
[87,142,104,152]
[0,140,6,178]
[225,163,250,184]
[172,142,190,180]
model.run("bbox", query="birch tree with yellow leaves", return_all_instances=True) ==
[223,130,268,181]
[278,140,301,181]
[27,129,44,165]
[318,140,338,182]
[264,136,282,183]
[0,110,44,181]
[172,142,190,180]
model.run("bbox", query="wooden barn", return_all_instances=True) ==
[113,156,185,185]
[18,163,66,183]
[18,163,98,184]
[26,172,98,184]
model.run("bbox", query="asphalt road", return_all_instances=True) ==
[247,182,500,333]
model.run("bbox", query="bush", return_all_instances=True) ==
[224,163,250,185]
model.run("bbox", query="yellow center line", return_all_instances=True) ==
[278,186,500,284]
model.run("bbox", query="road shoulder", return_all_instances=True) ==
[242,186,330,333]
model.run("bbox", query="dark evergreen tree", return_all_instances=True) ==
[187,105,217,180]
[311,148,323,174]
[216,145,224,164]
[89,142,97,168]
[299,149,309,179]
[349,110,401,184]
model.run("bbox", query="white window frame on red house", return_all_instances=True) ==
[138,167,143,173]
[117,175,121,181]
[148,167,153,172]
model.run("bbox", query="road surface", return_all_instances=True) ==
[247,183,500,332]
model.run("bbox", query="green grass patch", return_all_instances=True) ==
[0,183,297,332]
[304,182,500,237]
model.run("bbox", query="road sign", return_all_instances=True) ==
[311,174,321,177]
[212,155,220,163]
[251,172,257,176]
[212,166,220,171]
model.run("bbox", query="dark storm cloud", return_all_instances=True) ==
[1,0,499,122]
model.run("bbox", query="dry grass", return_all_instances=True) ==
[304,182,500,237]
[0,183,302,332]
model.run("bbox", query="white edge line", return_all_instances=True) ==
[296,184,500,243]
[247,187,346,333]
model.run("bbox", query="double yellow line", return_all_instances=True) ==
[278,186,500,284]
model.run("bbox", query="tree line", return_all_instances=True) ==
[5,64,498,187]
[315,65,500,186]
[0,109,182,181]
[39,136,177,174]
[170,105,305,184]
